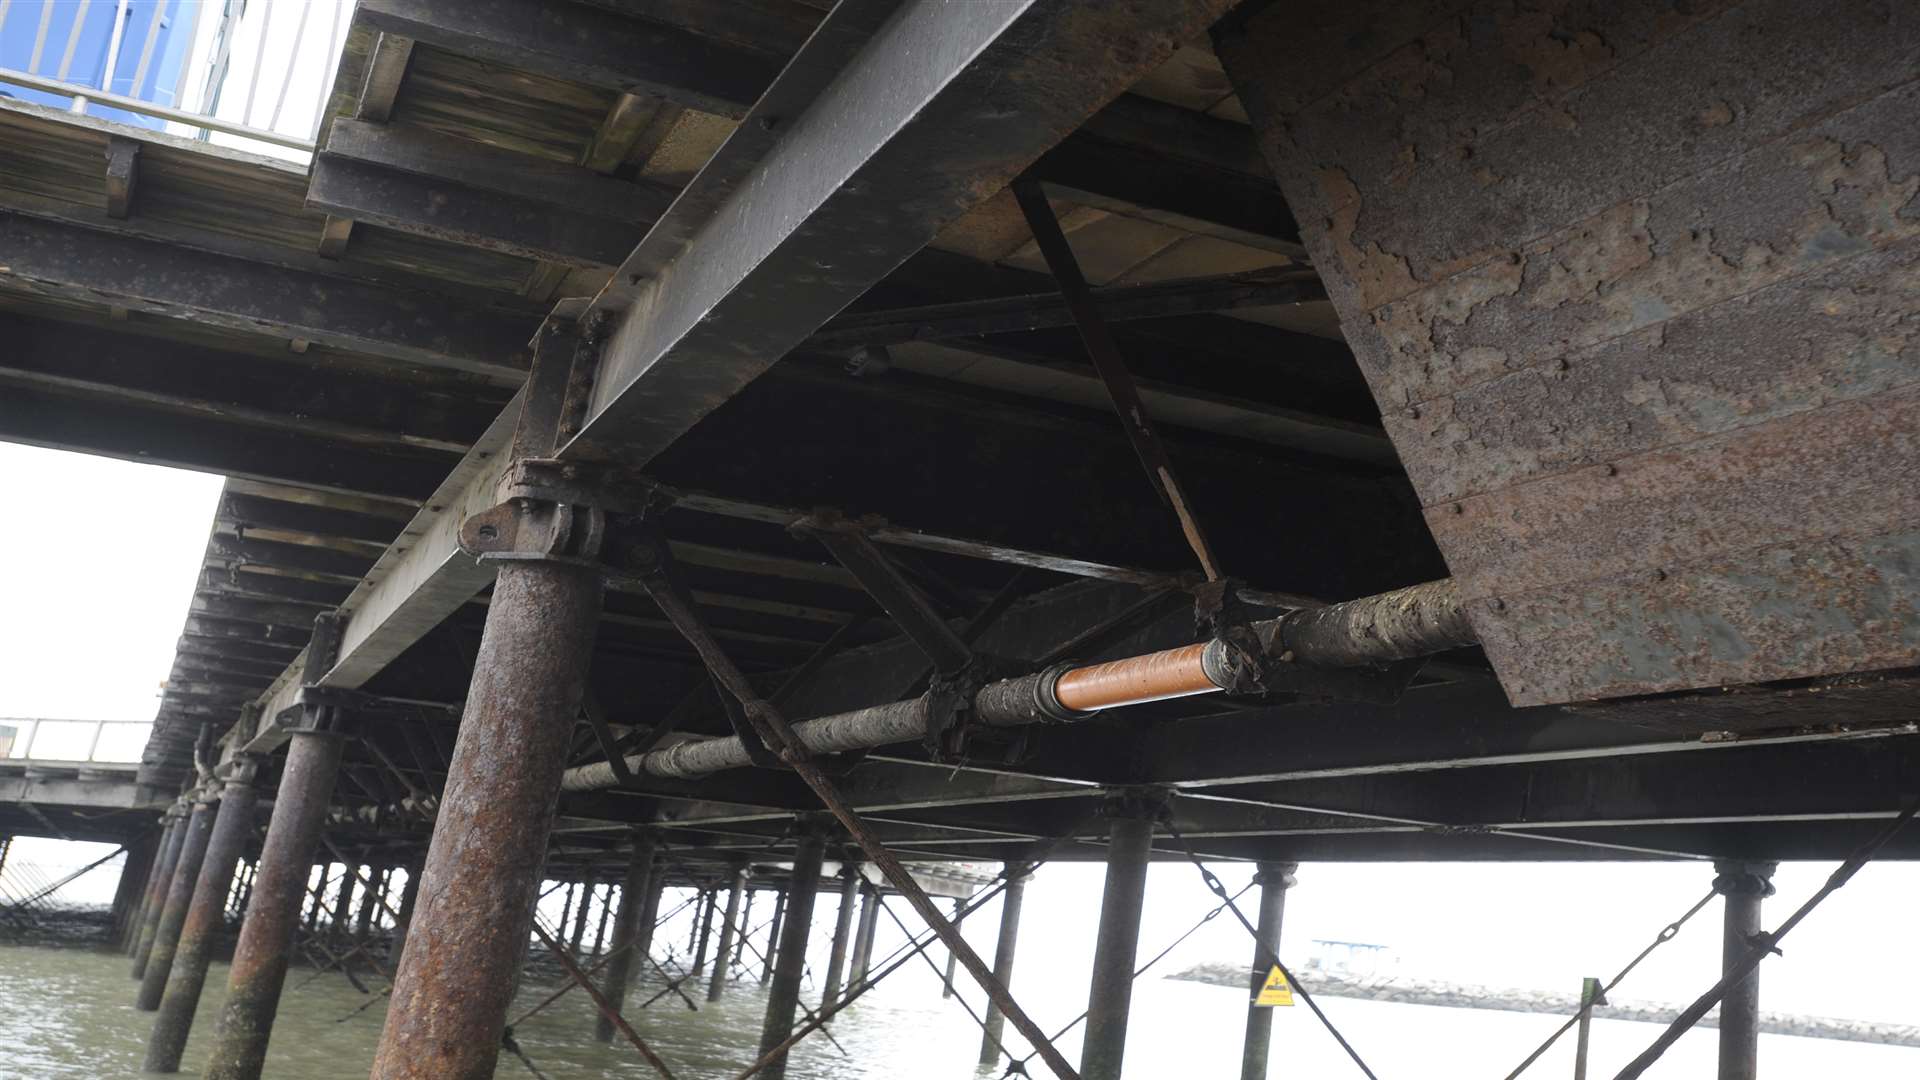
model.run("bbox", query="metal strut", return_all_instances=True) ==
[628,529,1084,1080]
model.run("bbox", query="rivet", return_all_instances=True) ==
[1651,568,1667,582]
[1602,463,1618,476]
[1489,598,1506,612]
[1449,503,1465,515]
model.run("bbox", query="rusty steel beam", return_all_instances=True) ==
[368,557,604,1080]
[136,799,216,1011]
[146,768,260,1072]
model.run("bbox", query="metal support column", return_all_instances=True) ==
[1714,860,1777,1080]
[113,826,162,951]
[591,882,615,957]
[757,827,827,1080]
[691,887,716,976]
[131,806,188,971]
[849,884,880,989]
[137,798,217,1011]
[1081,790,1162,1080]
[735,887,756,968]
[762,888,786,985]
[367,555,604,1080]
[389,856,423,966]
[941,898,962,998]
[205,730,345,1080]
[352,864,381,946]
[820,863,860,1007]
[146,761,261,1072]
[979,867,1031,1064]
[569,872,596,956]
[708,860,749,1001]
[1239,861,1298,1080]
[327,861,355,943]
[596,829,657,1043]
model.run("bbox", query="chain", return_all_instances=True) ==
[1499,887,1717,1080]
[1162,814,1381,1080]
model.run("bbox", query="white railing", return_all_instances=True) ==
[0,718,152,764]
[0,0,354,159]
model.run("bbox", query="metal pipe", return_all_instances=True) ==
[1081,795,1159,1080]
[368,558,603,1080]
[757,830,827,1080]
[146,771,260,1072]
[819,865,860,1007]
[137,799,216,1010]
[979,868,1030,1064]
[596,831,657,1043]
[562,579,1470,788]
[707,864,748,1001]
[1239,861,1297,1080]
[131,809,188,972]
[205,731,345,1080]
[1714,861,1776,1080]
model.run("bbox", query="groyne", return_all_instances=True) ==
[1172,962,1920,1048]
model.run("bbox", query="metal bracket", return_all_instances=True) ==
[1195,581,1423,705]
[460,498,608,567]
[714,678,787,771]
[796,511,974,675]
[581,694,635,787]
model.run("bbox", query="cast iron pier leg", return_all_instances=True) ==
[762,887,786,985]
[596,829,657,1043]
[1239,861,1298,1080]
[389,856,423,966]
[940,897,962,998]
[146,763,261,1072]
[849,883,880,989]
[979,866,1030,1065]
[367,557,603,1080]
[111,829,161,949]
[569,872,596,956]
[204,730,345,1080]
[1081,790,1162,1080]
[138,798,217,1010]
[735,887,756,968]
[758,827,827,1080]
[691,886,716,975]
[708,860,749,1001]
[820,863,860,1007]
[1714,860,1776,1080]
[132,806,189,973]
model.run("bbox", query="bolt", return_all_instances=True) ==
[1449,503,1464,515]
[476,525,498,542]
[1489,598,1506,612]
[1602,463,1618,476]
[1651,568,1667,582]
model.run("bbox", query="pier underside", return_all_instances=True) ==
[1,1,1915,1078]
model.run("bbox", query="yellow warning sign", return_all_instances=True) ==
[1254,966,1294,1007]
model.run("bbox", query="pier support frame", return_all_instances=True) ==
[110,828,160,949]
[692,886,716,975]
[940,898,962,998]
[131,805,188,972]
[596,829,657,1043]
[820,863,861,1007]
[146,760,261,1072]
[979,866,1031,1064]
[1239,861,1298,1080]
[1714,860,1776,1080]
[762,887,786,985]
[757,825,828,1080]
[367,552,604,1080]
[569,872,597,956]
[849,883,880,989]
[204,728,346,1080]
[707,860,748,1001]
[137,797,216,1010]
[1081,789,1164,1080]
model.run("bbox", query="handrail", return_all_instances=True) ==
[0,718,152,764]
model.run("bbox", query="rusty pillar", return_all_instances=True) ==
[940,897,962,999]
[1081,790,1162,1080]
[848,883,880,989]
[137,799,217,1010]
[569,872,596,956]
[735,886,756,967]
[591,882,615,956]
[146,766,261,1072]
[326,861,355,944]
[761,887,786,985]
[203,730,344,1080]
[819,863,860,1007]
[303,866,327,933]
[757,828,827,1080]
[389,856,423,966]
[1240,861,1298,1080]
[352,865,382,946]
[1715,861,1776,1080]
[979,867,1031,1064]
[131,807,189,973]
[707,861,749,1001]
[557,882,577,946]
[691,887,717,975]
[596,830,657,1043]
[367,557,602,1080]
[111,827,161,950]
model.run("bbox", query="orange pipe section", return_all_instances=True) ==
[1052,642,1219,712]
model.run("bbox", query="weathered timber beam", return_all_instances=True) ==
[0,312,497,457]
[218,494,410,548]
[348,0,1285,243]
[0,385,452,503]
[355,0,780,118]
[0,212,533,379]
[805,270,1323,350]
[207,536,378,582]
[307,156,648,268]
